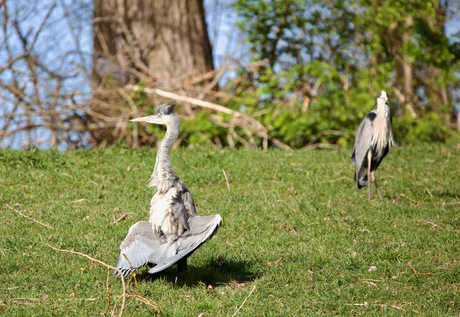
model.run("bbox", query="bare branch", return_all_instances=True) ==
[46,244,128,317]
[126,85,291,150]
[6,204,53,229]
[232,285,256,317]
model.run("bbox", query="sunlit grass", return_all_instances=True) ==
[0,144,459,316]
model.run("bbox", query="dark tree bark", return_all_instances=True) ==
[91,0,214,147]
[93,0,213,82]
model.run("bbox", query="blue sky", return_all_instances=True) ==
[0,0,459,149]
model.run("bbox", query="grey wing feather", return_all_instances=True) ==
[115,221,163,276]
[177,215,222,251]
[148,214,222,274]
[115,215,222,276]
[172,200,191,232]
[351,114,374,188]
[168,180,197,233]
[178,180,197,217]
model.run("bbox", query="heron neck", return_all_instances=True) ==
[150,122,179,189]
[376,99,386,112]
[373,102,394,150]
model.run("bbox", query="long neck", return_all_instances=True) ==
[373,100,394,150]
[150,121,179,189]
[376,99,385,112]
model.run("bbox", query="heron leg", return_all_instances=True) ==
[367,152,372,201]
[372,171,383,200]
[177,258,188,272]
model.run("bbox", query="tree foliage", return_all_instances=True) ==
[0,0,459,149]
[230,0,460,147]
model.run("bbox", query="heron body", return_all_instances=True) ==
[115,104,222,276]
[351,91,394,200]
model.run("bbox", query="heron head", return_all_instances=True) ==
[130,103,178,125]
[377,90,388,103]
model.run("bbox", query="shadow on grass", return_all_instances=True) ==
[134,256,260,288]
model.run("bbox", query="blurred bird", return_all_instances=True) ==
[94,52,130,85]
[115,104,222,276]
[351,91,395,200]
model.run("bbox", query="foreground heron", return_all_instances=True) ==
[115,104,222,276]
[351,90,395,200]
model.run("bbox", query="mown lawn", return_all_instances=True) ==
[0,144,459,316]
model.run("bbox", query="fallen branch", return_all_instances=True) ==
[419,220,439,229]
[222,168,230,192]
[4,297,98,302]
[6,204,53,229]
[114,212,129,223]
[399,193,421,206]
[127,294,161,316]
[232,285,256,317]
[358,278,383,283]
[406,262,432,276]
[46,245,161,316]
[127,85,235,115]
[126,85,291,150]
[46,243,128,317]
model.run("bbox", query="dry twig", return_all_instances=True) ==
[222,168,231,192]
[399,193,421,206]
[114,212,129,223]
[232,285,256,317]
[419,220,439,229]
[127,294,161,316]
[127,85,291,150]
[406,262,431,276]
[45,244,134,317]
[6,204,53,229]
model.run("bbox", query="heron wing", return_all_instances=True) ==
[352,111,376,188]
[148,214,222,274]
[115,215,222,276]
[178,179,197,217]
[169,180,196,233]
[115,221,164,276]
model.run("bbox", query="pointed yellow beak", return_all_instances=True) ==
[130,114,163,124]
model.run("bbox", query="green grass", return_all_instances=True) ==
[0,144,459,316]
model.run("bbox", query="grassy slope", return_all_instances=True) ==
[0,144,459,316]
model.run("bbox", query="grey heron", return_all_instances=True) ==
[115,104,222,276]
[94,52,130,85]
[351,90,395,200]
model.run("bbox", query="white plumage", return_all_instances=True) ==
[115,104,222,276]
[351,91,395,200]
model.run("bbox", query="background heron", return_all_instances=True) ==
[115,104,222,276]
[351,90,395,200]
[94,52,131,85]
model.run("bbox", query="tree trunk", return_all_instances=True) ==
[91,0,214,147]
[93,0,213,82]
[398,16,417,118]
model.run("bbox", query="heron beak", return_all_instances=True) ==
[130,114,163,124]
